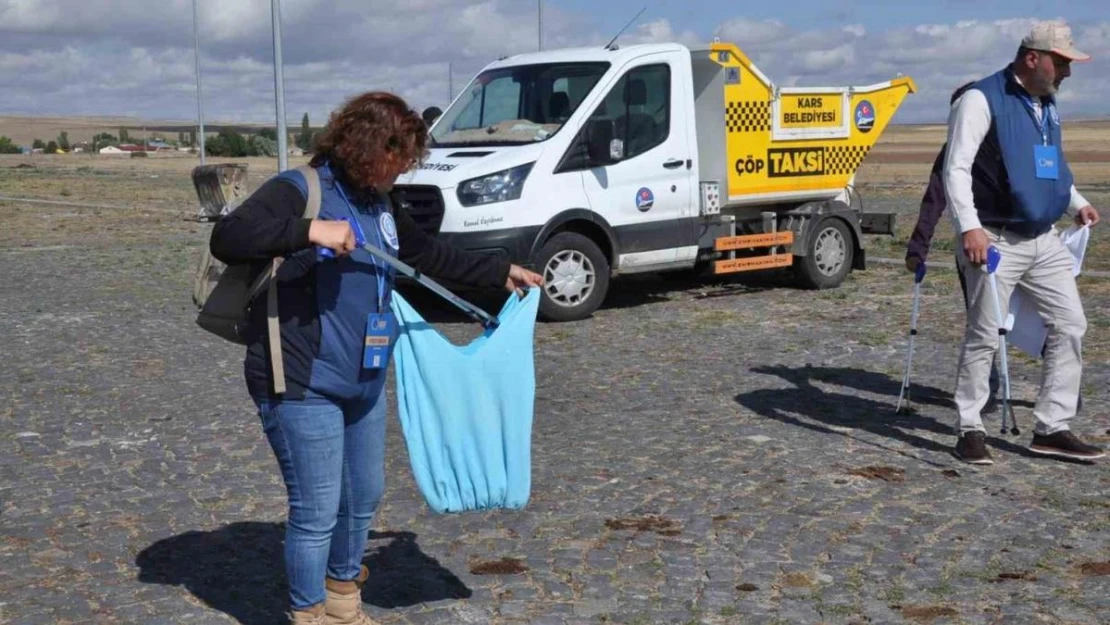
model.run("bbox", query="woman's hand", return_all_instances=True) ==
[505,264,544,293]
[309,219,356,256]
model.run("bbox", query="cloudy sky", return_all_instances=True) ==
[1,0,1107,126]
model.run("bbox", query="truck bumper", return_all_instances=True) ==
[435,226,543,268]
[395,226,543,291]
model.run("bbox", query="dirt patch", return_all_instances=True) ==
[941,469,960,478]
[1077,561,1110,577]
[736,583,759,591]
[901,605,959,621]
[779,572,813,588]
[604,515,682,536]
[990,571,1037,582]
[849,466,906,482]
[469,557,528,575]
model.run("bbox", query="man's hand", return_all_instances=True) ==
[505,264,544,293]
[905,256,921,273]
[1076,205,1100,227]
[962,228,990,265]
[308,219,356,256]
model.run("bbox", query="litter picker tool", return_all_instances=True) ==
[896,260,926,414]
[985,245,1019,435]
[319,217,502,330]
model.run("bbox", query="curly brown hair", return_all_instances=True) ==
[309,91,428,190]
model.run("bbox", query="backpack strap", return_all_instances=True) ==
[266,164,322,395]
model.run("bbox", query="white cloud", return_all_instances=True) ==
[843,24,866,38]
[0,2,1107,128]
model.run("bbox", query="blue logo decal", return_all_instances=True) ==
[635,187,654,212]
[854,100,875,133]
[379,212,400,249]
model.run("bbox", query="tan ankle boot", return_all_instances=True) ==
[289,602,326,625]
[324,565,379,625]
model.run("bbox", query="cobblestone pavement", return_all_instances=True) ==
[2,212,1109,625]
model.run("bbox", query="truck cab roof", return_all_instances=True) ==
[485,42,698,70]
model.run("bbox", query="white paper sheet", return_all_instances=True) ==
[1007,224,1090,357]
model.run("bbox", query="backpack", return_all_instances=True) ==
[192,165,322,394]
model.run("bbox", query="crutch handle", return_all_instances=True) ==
[986,245,1001,274]
[914,261,927,284]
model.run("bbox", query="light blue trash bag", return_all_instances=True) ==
[389,287,540,514]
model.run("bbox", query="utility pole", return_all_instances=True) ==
[271,0,288,171]
[538,0,543,51]
[448,62,453,103]
[192,0,206,165]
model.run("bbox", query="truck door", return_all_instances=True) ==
[580,52,697,272]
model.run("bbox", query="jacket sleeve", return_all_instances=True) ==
[209,177,314,264]
[391,194,511,289]
[905,150,949,263]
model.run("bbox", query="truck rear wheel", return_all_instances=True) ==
[534,232,610,322]
[794,217,853,289]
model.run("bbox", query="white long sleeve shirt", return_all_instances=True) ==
[942,82,1088,234]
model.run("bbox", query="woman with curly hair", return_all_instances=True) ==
[209,91,543,625]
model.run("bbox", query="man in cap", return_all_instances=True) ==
[943,19,1104,464]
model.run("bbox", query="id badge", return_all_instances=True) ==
[363,313,395,369]
[1034,145,1059,180]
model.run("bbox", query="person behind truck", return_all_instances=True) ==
[209,91,544,625]
[943,19,1103,465]
[905,81,1002,391]
[421,106,442,129]
[905,82,976,300]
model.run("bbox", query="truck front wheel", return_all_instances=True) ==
[794,217,854,289]
[534,232,610,322]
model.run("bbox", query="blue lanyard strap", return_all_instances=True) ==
[1018,93,1051,145]
[334,182,390,310]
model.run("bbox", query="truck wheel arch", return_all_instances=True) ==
[529,209,619,269]
[784,201,864,268]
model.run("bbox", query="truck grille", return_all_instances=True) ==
[393,185,445,236]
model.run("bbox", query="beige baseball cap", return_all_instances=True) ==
[1022,20,1091,62]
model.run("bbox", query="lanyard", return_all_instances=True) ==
[1018,93,1051,146]
[334,181,391,311]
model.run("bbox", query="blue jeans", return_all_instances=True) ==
[254,391,387,609]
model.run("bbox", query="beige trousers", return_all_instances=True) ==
[954,226,1086,435]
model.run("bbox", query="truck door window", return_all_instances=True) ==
[589,63,671,159]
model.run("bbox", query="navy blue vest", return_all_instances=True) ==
[269,162,399,402]
[970,67,1073,237]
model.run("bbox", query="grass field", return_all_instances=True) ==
[2,119,1109,265]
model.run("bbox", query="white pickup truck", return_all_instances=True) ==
[394,39,915,321]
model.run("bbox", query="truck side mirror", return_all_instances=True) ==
[586,119,622,165]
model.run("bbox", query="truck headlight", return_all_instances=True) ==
[457,163,534,207]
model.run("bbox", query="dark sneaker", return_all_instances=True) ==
[955,431,994,465]
[1029,431,1106,460]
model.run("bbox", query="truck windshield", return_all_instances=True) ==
[431,62,609,147]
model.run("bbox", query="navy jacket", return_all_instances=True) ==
[209,162,510,402]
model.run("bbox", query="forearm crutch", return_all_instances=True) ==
[896,261,926,414]
[985,246,1020,435]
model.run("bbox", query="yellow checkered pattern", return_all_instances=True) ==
[726,101,770,133]
[824,145,871,176]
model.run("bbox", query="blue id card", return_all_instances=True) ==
[1034,145,1058,180]
[363,313,396,369]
